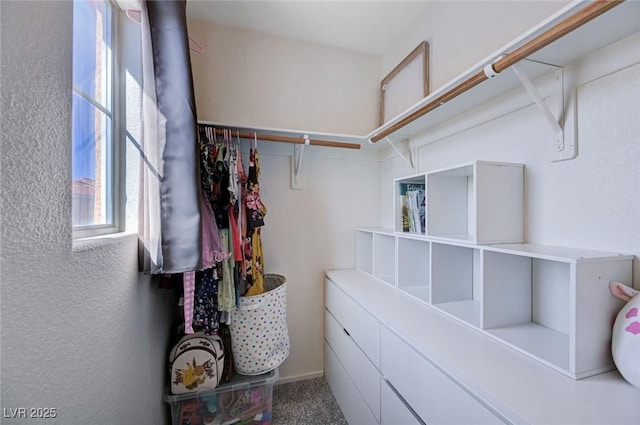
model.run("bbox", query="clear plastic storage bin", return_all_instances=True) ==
[164,368,278,425]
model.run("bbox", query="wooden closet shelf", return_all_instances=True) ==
[198,122,362,150]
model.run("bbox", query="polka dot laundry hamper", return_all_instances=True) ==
[230,274,290,375]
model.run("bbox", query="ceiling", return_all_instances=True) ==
[185,1,430,56]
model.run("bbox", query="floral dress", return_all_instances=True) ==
[244,147,267,296]
[193,267,220,335]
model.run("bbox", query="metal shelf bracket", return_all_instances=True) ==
[385,136,415,170]
[291,135,310,190]
[511,62,576,161]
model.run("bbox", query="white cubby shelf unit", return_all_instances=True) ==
[395,161,525,244]
[357,161,633,379]
[355,228,633,379]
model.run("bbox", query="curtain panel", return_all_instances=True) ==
[139,0,201,274]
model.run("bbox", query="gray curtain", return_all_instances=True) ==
[139,0,201,274]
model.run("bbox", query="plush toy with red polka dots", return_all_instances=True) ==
[610,281,640,390]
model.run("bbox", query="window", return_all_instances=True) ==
[72,0,121,237]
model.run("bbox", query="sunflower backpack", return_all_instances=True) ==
[169,332,225,394]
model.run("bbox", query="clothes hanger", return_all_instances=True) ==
[125,9,204,55]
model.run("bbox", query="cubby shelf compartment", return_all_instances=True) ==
[371,229,396,286]
[397,235,430,304]
[394,173,427,235]
[481,244,633,379]
[426,161,524,244]
[356,228,396,286]
[355,229,374,275]
[482,250,571,372]
[430,243,482,328]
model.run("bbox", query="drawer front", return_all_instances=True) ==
[326,310,381,421]
[325,342,380,425]
[381,327,504,425]
[381,380,423,425]
[325,278,381,367]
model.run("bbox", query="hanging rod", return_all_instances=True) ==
[198,124,361,150]
[369,0,624,143]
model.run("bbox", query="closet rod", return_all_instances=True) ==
[199,126,361,150]
[369,0,623,143]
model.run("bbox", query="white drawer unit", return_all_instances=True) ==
[325,342,379,425]
[325,278,381,368]
[381,327,505,425]
[324,269,640,425]
[325,277,383,423]
[325,310,381,422]
[381,380,423,425]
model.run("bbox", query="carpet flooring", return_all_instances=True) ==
[272,377,348,425]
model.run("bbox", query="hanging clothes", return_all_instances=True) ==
[184,125,271,337]
[227,145,244,262]
[183,271,196,334]
[212,146,231,229]
[198,126,216,209]
[183,188,227,335]
[247,228,264,295]
[244,142,267,296]
[235,147,249,298]
[246,143,267,228]
[200,189,227,269]
[217,228,236,312]
[176,129,224,336]
[227,144,240,207]
[193,267,220,335]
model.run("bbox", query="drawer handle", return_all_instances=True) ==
[343,328,350,336]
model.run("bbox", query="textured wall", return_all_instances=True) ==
[0,2,173,424]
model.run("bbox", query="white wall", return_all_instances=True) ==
[383,1,568,92]
[187,19,380,136]
[381,30,640,290]
[0,2,173,424]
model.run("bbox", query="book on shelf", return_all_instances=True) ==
[399,183,426,234]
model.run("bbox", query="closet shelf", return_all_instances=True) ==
[366,0,640,144]
[197,121,365,150]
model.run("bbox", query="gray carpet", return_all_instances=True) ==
[272,377,348,425]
